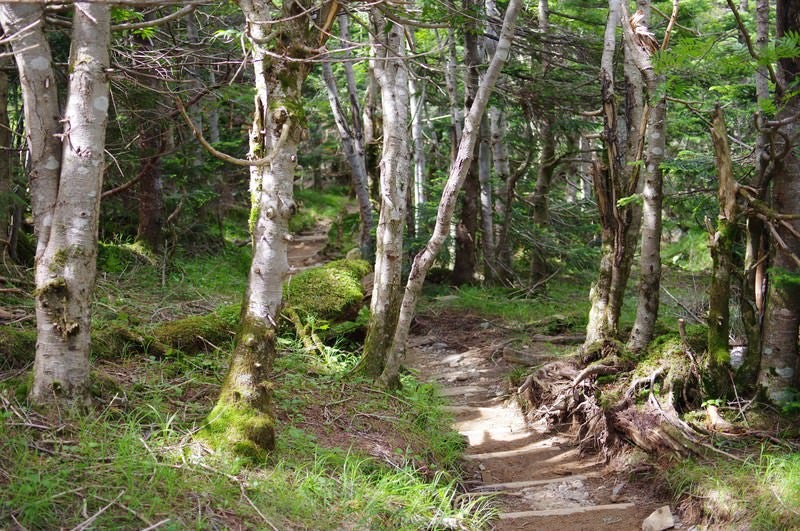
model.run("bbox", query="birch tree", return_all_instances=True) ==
[0,3,111,407]
[380,0,521,386]
[201,0,338,453]
[359,8,410,379]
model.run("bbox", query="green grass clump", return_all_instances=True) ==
[666,451,800,529]
[0,327,36,368]
[290,187,351,233]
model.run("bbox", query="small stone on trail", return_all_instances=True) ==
[479,321,491,329]
[431,342,450,350]
[642,505,675,531]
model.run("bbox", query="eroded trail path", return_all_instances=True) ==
[406,310,668,530]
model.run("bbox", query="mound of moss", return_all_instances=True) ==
[153,304,240,353]
[97,241,157,273]
[284,259,371,321]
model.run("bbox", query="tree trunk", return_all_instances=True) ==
[629,2,665,352]
[359,8,410,383]
[321,58,374,260]
[737,0,771,388]
[203,0,337,453]
[323,14,374,260]
[478,116,495,282]
[530,118,556,282]
[0,56,10,257]
[452,2,482,285]
[136,125,165,251]
[380,0,522,386]
[584,0,647,348]
[758,0,800,400]
[706,106,737,397]
[490,106,516,282]
[0,3,111,407]
[409,51,426,238]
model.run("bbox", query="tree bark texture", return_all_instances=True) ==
[585,0,646,348]
[758,1,800,401]
[628,2,665,352]
[706,106,737,397]
[490,107,515,282]
[0,56,11,256]
[323,14,374,260]
[478,117,495,282]
[530,118,556,282]
[321,59,374,260]
[0,3,111,406]
[380,0,521,386]
[360,8,410,382]
[452,0,482,286]
[204,0,337,452]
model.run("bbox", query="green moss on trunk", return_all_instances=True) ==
[197,315,276,458]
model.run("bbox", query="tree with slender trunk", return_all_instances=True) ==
[321,14,374,260]
[628,0,675,352]
[758,0,800,404]
[380,0,521,386]
[452,0,482,285]
[0,3,111,407]
[201,0,339,454]
[358,8,410,381]
[0,56,11,258]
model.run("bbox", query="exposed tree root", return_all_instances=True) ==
[519,340,711,459]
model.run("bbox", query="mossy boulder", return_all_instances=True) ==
[284,259,371,321]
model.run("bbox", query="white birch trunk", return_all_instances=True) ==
[409,65,426,236]
[0,3,111,406]
[380,0,522,385]
[360,8,410,382]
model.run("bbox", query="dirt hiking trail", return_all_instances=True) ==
[406,310,678,531]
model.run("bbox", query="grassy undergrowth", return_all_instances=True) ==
[0,341,493,529]
[667,450,800,529]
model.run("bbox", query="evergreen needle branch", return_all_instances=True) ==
[665,97,754,151]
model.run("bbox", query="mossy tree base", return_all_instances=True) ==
[197,315,276,458]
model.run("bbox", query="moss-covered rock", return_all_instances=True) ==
[284,259,370,322]
[0,328,36,369]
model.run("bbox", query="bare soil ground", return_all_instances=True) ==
[406,309,679,530]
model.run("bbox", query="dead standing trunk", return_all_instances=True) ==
[359,8,410,382]
[0,56,11,257]
[706,106,737,397]
[380,0,521,386]
[0,3,111,407]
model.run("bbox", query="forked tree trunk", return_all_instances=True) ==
[359,8,410,382]
[203,0,337,453]
[1,3,111,407]
[380,0,521,386]
[584,0,647,348]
